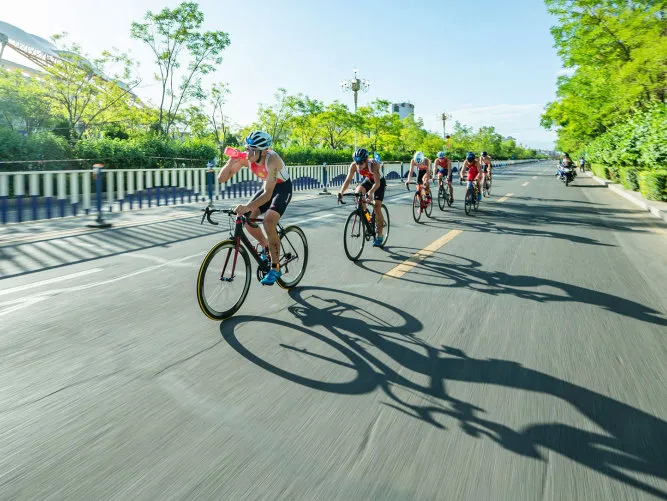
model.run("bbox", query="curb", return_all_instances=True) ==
[585,172,667,223]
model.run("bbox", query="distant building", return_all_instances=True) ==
[391,102,414,120]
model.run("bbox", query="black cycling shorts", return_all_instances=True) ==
[360,177,386,201]
[437,168,452,181]
[251,178,293,216]
[417,169,429,184]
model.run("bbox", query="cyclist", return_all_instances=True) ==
[463,152,482,201]
[338,147,386,247]
[406,151,432,201]
[434,151,453,203]
[480,151,493,187]
[216,130,292,286]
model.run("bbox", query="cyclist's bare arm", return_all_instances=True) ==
[339,162,359,194]
[366,163,382,198]
[407,160,416,183]
[217,158,246,184]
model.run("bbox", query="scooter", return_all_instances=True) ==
[556,164,575,186]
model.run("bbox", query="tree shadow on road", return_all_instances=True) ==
[221,286,667,499]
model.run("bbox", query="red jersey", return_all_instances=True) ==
[357,159,380,182]
[435,158,449,171]
[466,162,479,181]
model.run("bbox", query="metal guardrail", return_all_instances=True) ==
[0,159,539,224]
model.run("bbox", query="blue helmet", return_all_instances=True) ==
[414,151,425,164]
[353,148,368,163]
[244,130,272,150]
[466,152,475,162]
[437,151,445,158]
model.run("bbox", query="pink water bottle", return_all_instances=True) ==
[224,146,247,159]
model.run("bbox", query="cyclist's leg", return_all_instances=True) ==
[373,179,386,239]
[260,180,293,284]
[246,190,270,249]
[357,178,372,211]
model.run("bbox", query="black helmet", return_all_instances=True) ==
[353,148,368,163]
[466,152,475,161]
[482,151,487,156]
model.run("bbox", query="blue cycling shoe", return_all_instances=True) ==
[261,268,282,286]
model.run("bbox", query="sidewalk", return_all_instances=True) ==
[0,188,332,247]
[585,171,667,223]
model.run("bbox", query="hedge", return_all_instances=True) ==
[638,170,667,202]
[619,166,641,192]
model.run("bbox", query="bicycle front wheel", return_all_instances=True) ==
[197,240,251,321]
[277,225,308,289]
[343,211,365,261]
[438,186,446,210]
[464,189,472,215]
[425,191,433,218]
[412,193,422,222]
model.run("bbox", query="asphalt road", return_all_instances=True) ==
[1,161,666,500]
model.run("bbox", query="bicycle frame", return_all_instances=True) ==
[339,193,377,237]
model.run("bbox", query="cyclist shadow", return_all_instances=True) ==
[221,286,667,499]
[354,248,667,327]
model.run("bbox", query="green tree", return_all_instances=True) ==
[0,69,54,134]
[41,36,142,140]
[130,2,230,136]
[315,101,356,150]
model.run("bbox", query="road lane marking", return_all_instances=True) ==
[384,230,462,279]
[532,176,537,179]
[288,213,336,226]
[497,193,513,203]
[521,182,530,187]
[0,268,104,296]
[0,253,203,318]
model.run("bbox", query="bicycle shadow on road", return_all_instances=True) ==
[356,247,667,327]
[220,286,667,500]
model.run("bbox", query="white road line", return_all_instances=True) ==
[0,268,104,297]
[287,213,336,226]
[0,253,203,318]
[521,182,530,187]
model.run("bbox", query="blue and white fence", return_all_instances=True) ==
[0,159,538,224]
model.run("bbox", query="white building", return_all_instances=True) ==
[391,102,414,120]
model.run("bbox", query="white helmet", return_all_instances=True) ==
[414,151,424,164]
[245,130,272,150]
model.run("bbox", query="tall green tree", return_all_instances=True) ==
[0,69,54,134]
[130,2,230,136]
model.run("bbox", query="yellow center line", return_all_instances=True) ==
[497,193,513,203]
[385,230,462,279]
[521,181,530,187]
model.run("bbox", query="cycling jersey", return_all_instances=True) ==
[249,150,290,183]
[466,162,480,181]
[357,159,382,182]
[435,158,449,172]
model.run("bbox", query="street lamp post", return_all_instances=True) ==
[440,112,450,140]
[341,68,370,149]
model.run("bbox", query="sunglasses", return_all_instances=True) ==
[245,146,260,153]
[354,157,364,163]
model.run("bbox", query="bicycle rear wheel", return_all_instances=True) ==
[343,211,365,261]
[412,193,422,222]
[376,204,390,246]
[197,240,251,321]
[277,225,308,289]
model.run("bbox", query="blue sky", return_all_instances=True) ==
[2,0,563,149]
